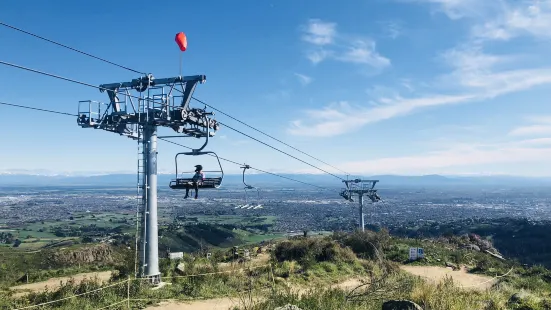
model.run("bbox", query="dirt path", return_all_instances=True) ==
[150,298,242,310]
[10,271,112,296]
[145,277,363,310]
[400,265,496,290]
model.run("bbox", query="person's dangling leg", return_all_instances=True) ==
[184,183,190,199]
[194,182,199,199]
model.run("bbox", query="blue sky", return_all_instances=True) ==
[1,0,551,176]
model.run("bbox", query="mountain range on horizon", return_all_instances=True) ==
[1,170,551,187]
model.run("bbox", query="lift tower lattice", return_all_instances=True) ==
[340,179,381,231]
[77,74,219,284]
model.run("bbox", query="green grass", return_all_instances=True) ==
[243,233,285,244]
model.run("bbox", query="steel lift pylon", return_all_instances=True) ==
[340,179,381,231]
[77,73,219,284]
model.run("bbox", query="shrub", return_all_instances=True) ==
[333,229,391,260]
[273,237,356,268]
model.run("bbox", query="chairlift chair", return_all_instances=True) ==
[168,117,224,190]
[238,164,262,208]
[169,151,224,189]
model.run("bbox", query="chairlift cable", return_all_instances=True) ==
[1,23,346,178]
[158,138,327,189]
[191,96,349,175]
[0,101,77,116]
[0,21,145,75]
[0,100,328,190]
[0,60,155,105]
[0,58,341,184]
[216,121,344,181]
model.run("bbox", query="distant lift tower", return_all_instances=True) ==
[77,74,219,284]
[340,179,381,231]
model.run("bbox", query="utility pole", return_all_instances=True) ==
[340,179,381,232]
[77,74,219,284]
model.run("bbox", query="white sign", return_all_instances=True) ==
[169,252,183,260]
[417,247,424,259]
[409,247,424,261]
[409,247,418,261]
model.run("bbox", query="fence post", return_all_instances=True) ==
[127,276,131,309]
[269,263,275,289]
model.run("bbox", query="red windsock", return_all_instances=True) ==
[175,32,187,52]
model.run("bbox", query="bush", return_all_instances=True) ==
[333,229,391,260]
[272,237,356,268]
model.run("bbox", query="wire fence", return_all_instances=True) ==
[9,263,274,310]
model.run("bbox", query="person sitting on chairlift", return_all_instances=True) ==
[184,165,205,199]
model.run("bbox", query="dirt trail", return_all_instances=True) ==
[147,265,496,309]
[10,271,112,296]
[145,277,363,310]
[400,265,496,290]
[150,298,242,310]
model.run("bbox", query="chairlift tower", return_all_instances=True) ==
[340,179,381,231]
[77,74,219,284]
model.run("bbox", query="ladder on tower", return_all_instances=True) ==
[134,97,148,278]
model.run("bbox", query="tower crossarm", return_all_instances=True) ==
[77,74,218,139]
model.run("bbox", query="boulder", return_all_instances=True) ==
[508,291,535,308]
[274,305,302,310]
[382,300,423,310]
[464,244,481,252]
[445,261,458,270]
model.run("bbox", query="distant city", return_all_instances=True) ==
[1,173,550,235]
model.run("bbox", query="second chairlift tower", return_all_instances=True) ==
[76,73,219,284]
[340,179,381,231]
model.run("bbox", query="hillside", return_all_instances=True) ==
[3,230,551,309]
[391,217,551,268]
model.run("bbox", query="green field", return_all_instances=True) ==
[3,209,282,252]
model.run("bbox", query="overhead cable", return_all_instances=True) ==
[217,121,344,181]
[0,101,77,116]
[0,101,326,189]
[0,60,152,104]
[0,22,346,177]
[0,21,145,75]
[158,138,327,189]
[191,96,349,175]
[1,60,344,182]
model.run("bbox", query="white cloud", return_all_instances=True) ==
[415,0,551,41]
[300,19,390,69]
[335,40,390,68]
[301,137,551,175]
[305,50,333,64]
[301,19,337,46]
[294,73,312,86]
[509,115,551,136]
[289,55,551,137]
[509,125,551,136]
[380,20,403,39]
[413,0,495,19]
[473,1,551,41]
[290,27,551,137]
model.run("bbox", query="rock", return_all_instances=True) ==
[274,305,302,310]
[382,300,423,310]
[445,262,458,270]
[46,244,114,265]
[508,291,533,306]
[464,244,481,252]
